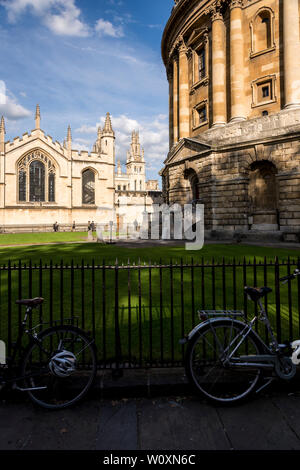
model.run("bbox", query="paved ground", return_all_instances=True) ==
[1,369,300,451]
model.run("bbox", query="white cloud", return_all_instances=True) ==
[1,0,90,37]
[75,124,97,134]
[95,18,124,38]
[0,81,31,120]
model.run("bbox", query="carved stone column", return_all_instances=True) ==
[229,0,246,122]
[178,37,190,139]
[211,6,227,127]
[283,0,300,109]
[173,55,179,143]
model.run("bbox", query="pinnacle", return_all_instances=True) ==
[103,112,113,133]
[67,125,72,141]
[0,116,5,134]
[35,104,40,118]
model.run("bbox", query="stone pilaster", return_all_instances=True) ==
[211,6,227,127]
[167,67,174,149]
[178,37,190,139]
[229,0,246,122]
[283,0,300,109]
[172,55,179,144]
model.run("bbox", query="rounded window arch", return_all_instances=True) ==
[184,167,200,203]
[82,169,95,204]
[17,150,56,203]
[251,8,275,55]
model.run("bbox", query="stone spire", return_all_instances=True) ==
[35,104,41,129]
[67,125,72,156]
[0,116,5,135]
[117,159,122,175]
[67,125,72,143]
[103,112,114,135]
[130,130,141,160]
[0,116,5,153]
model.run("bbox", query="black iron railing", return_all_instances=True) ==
[0,257,299,369]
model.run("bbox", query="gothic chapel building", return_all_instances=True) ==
[0,107,161,231]
[161,0,300,240]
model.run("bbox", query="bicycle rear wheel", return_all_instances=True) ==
[21,325,97,409]
[185,319,263,405]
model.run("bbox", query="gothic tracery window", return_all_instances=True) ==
[30,160,45,201]
[82,169,95,204]
[17,151,56,203]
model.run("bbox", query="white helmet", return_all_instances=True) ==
[48,350,77,377]
[291,340,300,365]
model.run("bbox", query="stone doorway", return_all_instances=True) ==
[248,160,279,231]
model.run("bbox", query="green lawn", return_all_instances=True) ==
[0,231,90,246]
[0,238,299,366]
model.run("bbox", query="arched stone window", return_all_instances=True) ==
[18,169,26,202]
[250,8,275,57]
[48,171,55,202]
[82,169,95,204]
[17,150,56,203]
[184,167,200,203]
[30,160,45,202]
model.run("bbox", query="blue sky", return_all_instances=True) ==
[0,0,174,180]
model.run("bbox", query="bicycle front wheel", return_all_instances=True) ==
[185,319,263,405]
[21,325,97,409]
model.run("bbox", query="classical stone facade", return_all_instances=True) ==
[161,0,300,238]
[0,107,161,232]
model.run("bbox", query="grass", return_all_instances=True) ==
[0,240,299,265]
[0,235,299,366]
[0,231,90,246]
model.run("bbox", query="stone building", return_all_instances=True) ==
[0,107,161,232]
[161,0,300,239]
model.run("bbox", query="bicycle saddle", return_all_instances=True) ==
[244,287,272,302]
[15,297,44,308]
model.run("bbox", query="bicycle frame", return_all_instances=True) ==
[0,306,80,389]
[181,299,296,377]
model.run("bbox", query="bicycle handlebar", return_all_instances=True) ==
[280,268,300,284]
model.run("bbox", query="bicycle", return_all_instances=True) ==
[0,297,97,410]
[181,261,300,405]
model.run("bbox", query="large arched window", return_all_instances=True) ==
[30,161,45,202]
[19,169,26,202]
[17,151,56,203]
[82,169,95,204]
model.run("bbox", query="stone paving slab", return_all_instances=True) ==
[1,391,300,451]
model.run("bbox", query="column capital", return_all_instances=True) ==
[205,1,225,22]
[229,0,243,11]
[177,35,188,54]
[204,0,227,20]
